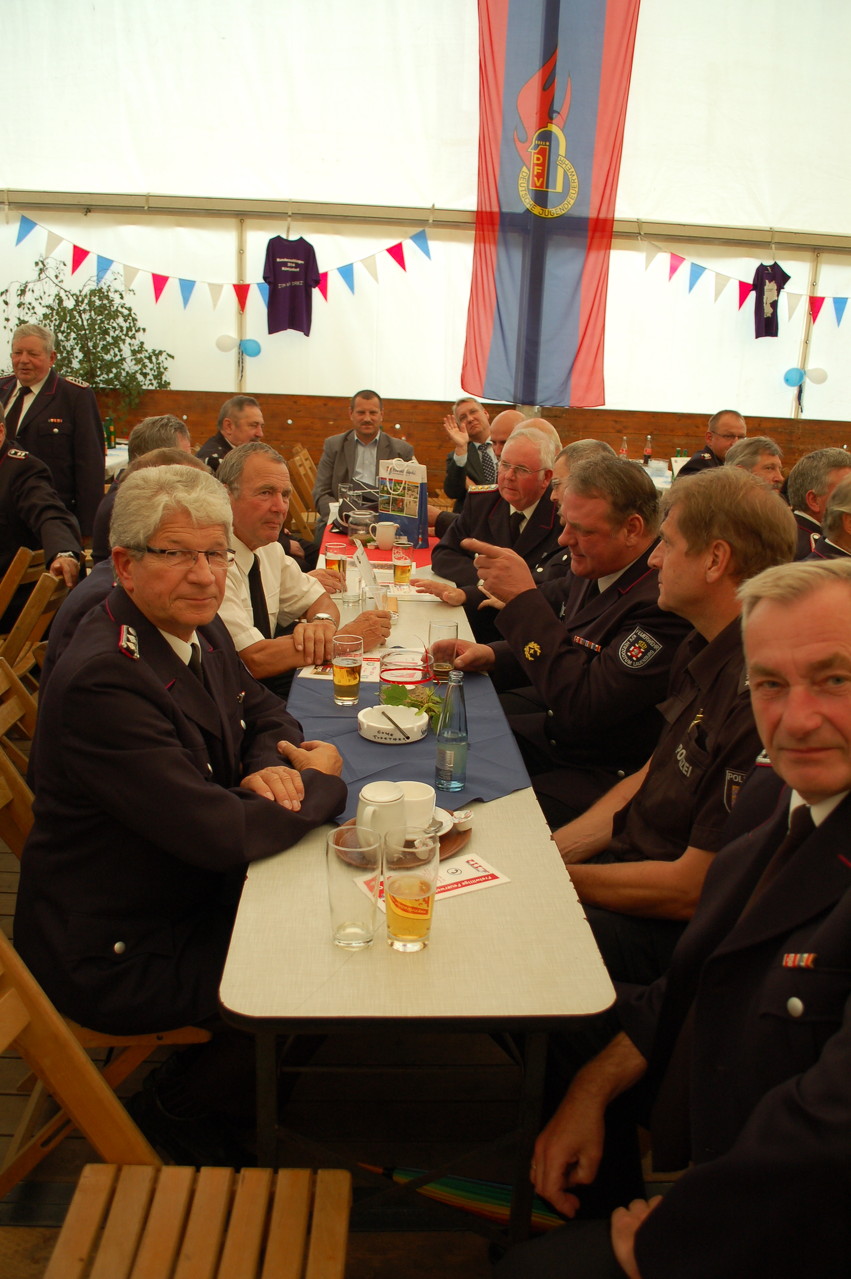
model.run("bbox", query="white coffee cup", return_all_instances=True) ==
[370,521,398,550]
[356,780,406,838]
[397,780,436,829]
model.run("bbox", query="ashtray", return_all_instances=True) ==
[357,705,429,744]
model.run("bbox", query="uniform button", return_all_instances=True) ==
[113,941,126,955]
[207,763,213,773]
[535,566,543,574]
[240,719,246,729]
[548,738,557,746]
[547,709,554,718]
[786,996,804,1018]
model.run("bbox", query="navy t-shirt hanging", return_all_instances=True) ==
[263,236,320,335]
[753,261,790,338]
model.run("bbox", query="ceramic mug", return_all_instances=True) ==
[397,780,436,829]
[369,521,398,550]
[356,780,406,838]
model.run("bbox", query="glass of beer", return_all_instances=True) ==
[332,635,363,706]
[392,546,412,585]
[383,827,440,952]
[428,620,458,683]
[324,541,347,576]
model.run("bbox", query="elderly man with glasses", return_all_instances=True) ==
[677,409,747,478]
[427,426,564,640]
[15,463,346,1162]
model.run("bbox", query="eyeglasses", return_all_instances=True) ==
[497,461,545,479]
[711,432,746,442]
[140,546,236,569]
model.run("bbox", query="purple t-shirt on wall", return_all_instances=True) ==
[263,235,320,335]
[752,261,790,338]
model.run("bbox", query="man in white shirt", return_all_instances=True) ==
[218,442,390,697]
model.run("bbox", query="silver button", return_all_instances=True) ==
[240,719,246,729]
[786,996,804,1018]
[113,941,126,955]
[547,709,554,718]
[207,763,213,773]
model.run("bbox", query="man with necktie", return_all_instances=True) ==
[441,395,498,513]
[496,558,851,1279]
[0,324,105,535]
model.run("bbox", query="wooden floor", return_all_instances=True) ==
[0,844,522,1277]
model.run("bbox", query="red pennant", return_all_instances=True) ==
[151,273,169,302]
[387,242,406,272]
[668,253,685,280]
[738,281,753,310]
[808,296,825,323]
[233,283,251,313]
[71,245,90,275]
[317,272,328,301]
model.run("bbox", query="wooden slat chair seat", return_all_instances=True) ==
[0,547,45,625]
[44,1163,352,1279]
[0,571,67,683]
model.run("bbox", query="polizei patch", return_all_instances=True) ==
[618,627,662,669]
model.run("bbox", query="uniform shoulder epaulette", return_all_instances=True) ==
[118,625,140,660]
[65,375,91,388]
[468,483,498,493]
[7,448,29,460]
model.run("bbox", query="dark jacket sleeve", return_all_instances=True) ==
[11,456,83,565]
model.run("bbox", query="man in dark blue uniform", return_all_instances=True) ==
[676,408,746,478]
[0,324,105,535]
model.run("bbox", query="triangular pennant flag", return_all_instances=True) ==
[738,280,753,309]
[687,262,706,293]
[123,264,140,291]
[713,273,731,302]
[71,245,90,275]
[668,253,685,280]
[833,297,847,326]
[233,283,251,313]
[44,230,63,257]
[15,215,37,245]
[256,282,269,307]
[644,243,662,271]
[208,282,223,309]
[361,255,379,283]
[179,278,196,309]
[317,272,329,301]
[410,229,431,260]
[387,242,406,271]
[96,255,113,285]
[786,292,803,321]
[809,296,825,323]
[337,263,355,294]
[151,273,169,303]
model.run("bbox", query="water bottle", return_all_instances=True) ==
[435,670,468,792]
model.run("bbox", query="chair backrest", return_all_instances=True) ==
[0,571,67,676]
[288,448,318,514]
[0,928,160,1168]
[0,547,45,623]
[0,654,38,778]
[291,442,317,485]
[0,741,33,858]
[286,485,317,542]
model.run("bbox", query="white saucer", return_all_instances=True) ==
[431,807,453,837]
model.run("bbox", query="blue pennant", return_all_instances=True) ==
[688,262,706,293]
[256,281,269,307]
[96,255,114,285]
[338,263,355,294]
[411,229,431,260]
[15,216,37,245]
[179,278,196,309]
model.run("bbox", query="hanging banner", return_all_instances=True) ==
[462,0,641,408]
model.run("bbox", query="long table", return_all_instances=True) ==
[219,570,614,1241]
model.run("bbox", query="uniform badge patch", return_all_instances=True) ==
[523,641,541,661]
[7,449,28,459]
[118,625,140,660]
[618,628,662,669]
[724,768,746,812]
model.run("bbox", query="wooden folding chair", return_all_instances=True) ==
[0,571,67,683]
[0,654,38,778]
[288,447,319,517]
[286,485,318,542]
[0,738,33,857]
[0,932,353,1278]
[291,441,318,487]
[0,547,45,624]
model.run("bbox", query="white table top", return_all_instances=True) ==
[219,555,615,1030]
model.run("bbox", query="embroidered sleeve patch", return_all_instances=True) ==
[724,768,746,812]
[618,627,662,669]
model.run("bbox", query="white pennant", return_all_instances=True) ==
[208,283,224,309]
[123,264,140,290]
[44,230,64,258]
[644,243,662,271]
[713,273,731,302]
[786,292,803,321]
[361,255,379,283]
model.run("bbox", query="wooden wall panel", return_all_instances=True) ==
[99,390,851,498]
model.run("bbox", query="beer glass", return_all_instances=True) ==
[332,634,363,705]
[324,541,347,575]
[326,826,381,948]
[392,545,412,585]
[383,827,440,951]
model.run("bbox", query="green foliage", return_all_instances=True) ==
[0,256,173,412]
[382,682,446,729]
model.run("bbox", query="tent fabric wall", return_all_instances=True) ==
[2,0,851,417]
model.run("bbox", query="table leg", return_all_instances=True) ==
[508,1030,548,1245]
[255,1029,278,1168]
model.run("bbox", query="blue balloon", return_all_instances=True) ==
[240,338,261,357]
[783,367,805,387]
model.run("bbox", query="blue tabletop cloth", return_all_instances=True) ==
[287,665,531,823]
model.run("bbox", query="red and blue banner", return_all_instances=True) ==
[462,0,641,407]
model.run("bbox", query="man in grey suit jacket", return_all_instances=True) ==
[312,389,414,518]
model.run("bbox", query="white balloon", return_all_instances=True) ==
[806,367,828,384]
[216,334,238,352]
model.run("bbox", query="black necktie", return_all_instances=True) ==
[248,555,272,638]
[4,387,31,437]
[508,511,523,544]
[188,642,205,685]
[748,803,814,904]
[479,443,496,484]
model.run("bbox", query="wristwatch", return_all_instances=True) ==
[309,613,336,624]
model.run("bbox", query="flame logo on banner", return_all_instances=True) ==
[514,50,578,218]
